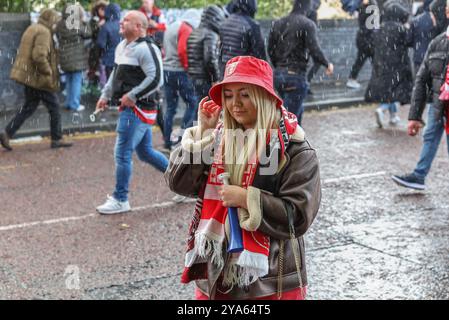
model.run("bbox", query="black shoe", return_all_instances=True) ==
[51,139,73,149]
[307,88,314,95]
[391,173,425,190]
[0,132,12,151]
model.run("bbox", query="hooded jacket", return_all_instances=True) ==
[56,4,92,72]
[163,9,202,72]
[429,0,449,35]
[10,9,60,92]
[97,3,121,68]
[187,5,226,82]
[365,1,413,104]
[268,0,329,74]
[219,0,267,69]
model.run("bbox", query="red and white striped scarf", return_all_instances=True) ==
[181,106,298,288]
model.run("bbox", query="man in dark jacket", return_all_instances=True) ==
[0,9,72,150]
[392,10,449,190]
[218,0,266,74]
[187,5,227,99]
[97,3,122,79]
[347,0,378,89]
[268,0,333,125]
[56,3,92,112]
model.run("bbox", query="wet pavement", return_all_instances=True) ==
[0,103,448,300]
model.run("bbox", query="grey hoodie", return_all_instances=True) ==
[163,9,202,71]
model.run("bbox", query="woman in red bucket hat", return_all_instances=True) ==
[165,56,321,300]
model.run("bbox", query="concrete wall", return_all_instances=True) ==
[0,13,30,113]
[0,14,367,112]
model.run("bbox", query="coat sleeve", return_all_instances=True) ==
[267,22,278,67]
[305,23,329,68]
[409,42,433,121]
[164,126,214,197]
[31,31,52,76]
[245,147,321,240]
[247,19,267,61]
[203,33,221,83]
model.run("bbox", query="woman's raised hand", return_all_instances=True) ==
[198,97,222,134]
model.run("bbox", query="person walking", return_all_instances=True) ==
[87,0,108,91]
[95,11,167,214]
[392,6,449,190]
[97,3,122,79]
[165,56,321,300]
[56,3,92,112]
[346,0,377,89]
[187,5,227,99]
[365,0,413,128]
[218,0,266,73]
[139,0,166,48]
[268,0,333,125]
[162,9,201,151]
[0,9,72,151]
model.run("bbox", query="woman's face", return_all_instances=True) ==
[223,83,257,129]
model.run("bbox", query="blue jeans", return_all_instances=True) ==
[413,106,449,180]
[274,70,308,125]
[113,108,169,202]
[379,103,397,114]
[163,70,199,148]
[64,71,83,110]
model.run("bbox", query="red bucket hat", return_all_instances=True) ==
[209,56,283,108]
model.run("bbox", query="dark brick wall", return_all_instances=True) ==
[0,13,30,113]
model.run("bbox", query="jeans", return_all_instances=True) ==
[413,106,449,180]
[64,71,83,110]
[379,103,398,114]
[274,70,308,125]
[5,86,62,141]
[163,70,199,148]
[113,108,169,202]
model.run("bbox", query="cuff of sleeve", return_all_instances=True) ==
[239,186,262,232]
[127,92,137,103]
[181,126,215,152]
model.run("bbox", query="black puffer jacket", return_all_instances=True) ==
[410,33,449,121]
[365,1,413,104]
[187,5,226,82]
[219,0,266,68]
[268,0,329,74]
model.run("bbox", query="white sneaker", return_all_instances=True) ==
[172,194,187,203]
[375,107,384,128]
[96,195,131,214]
[389,114,401,125]
[346,79,361,89]
[75,105,85,112]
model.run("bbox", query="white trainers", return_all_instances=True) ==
[375,107,384,128]
[75,105,85,112]
[346,79,361,89]
[172,194,187,203]
[96,195,131,215]
[389,114,401,125]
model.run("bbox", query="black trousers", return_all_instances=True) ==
[5,86,62,141]
[349,48,372,80]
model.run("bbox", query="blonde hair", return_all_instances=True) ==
[222,85,280,186]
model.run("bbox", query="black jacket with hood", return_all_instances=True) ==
[187,5,226,82]
[365,1,413,104]
[268,0,329,74]
[218,0,267,69]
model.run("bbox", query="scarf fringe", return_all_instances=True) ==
[222,250,269,288]
[194,232,224,270]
